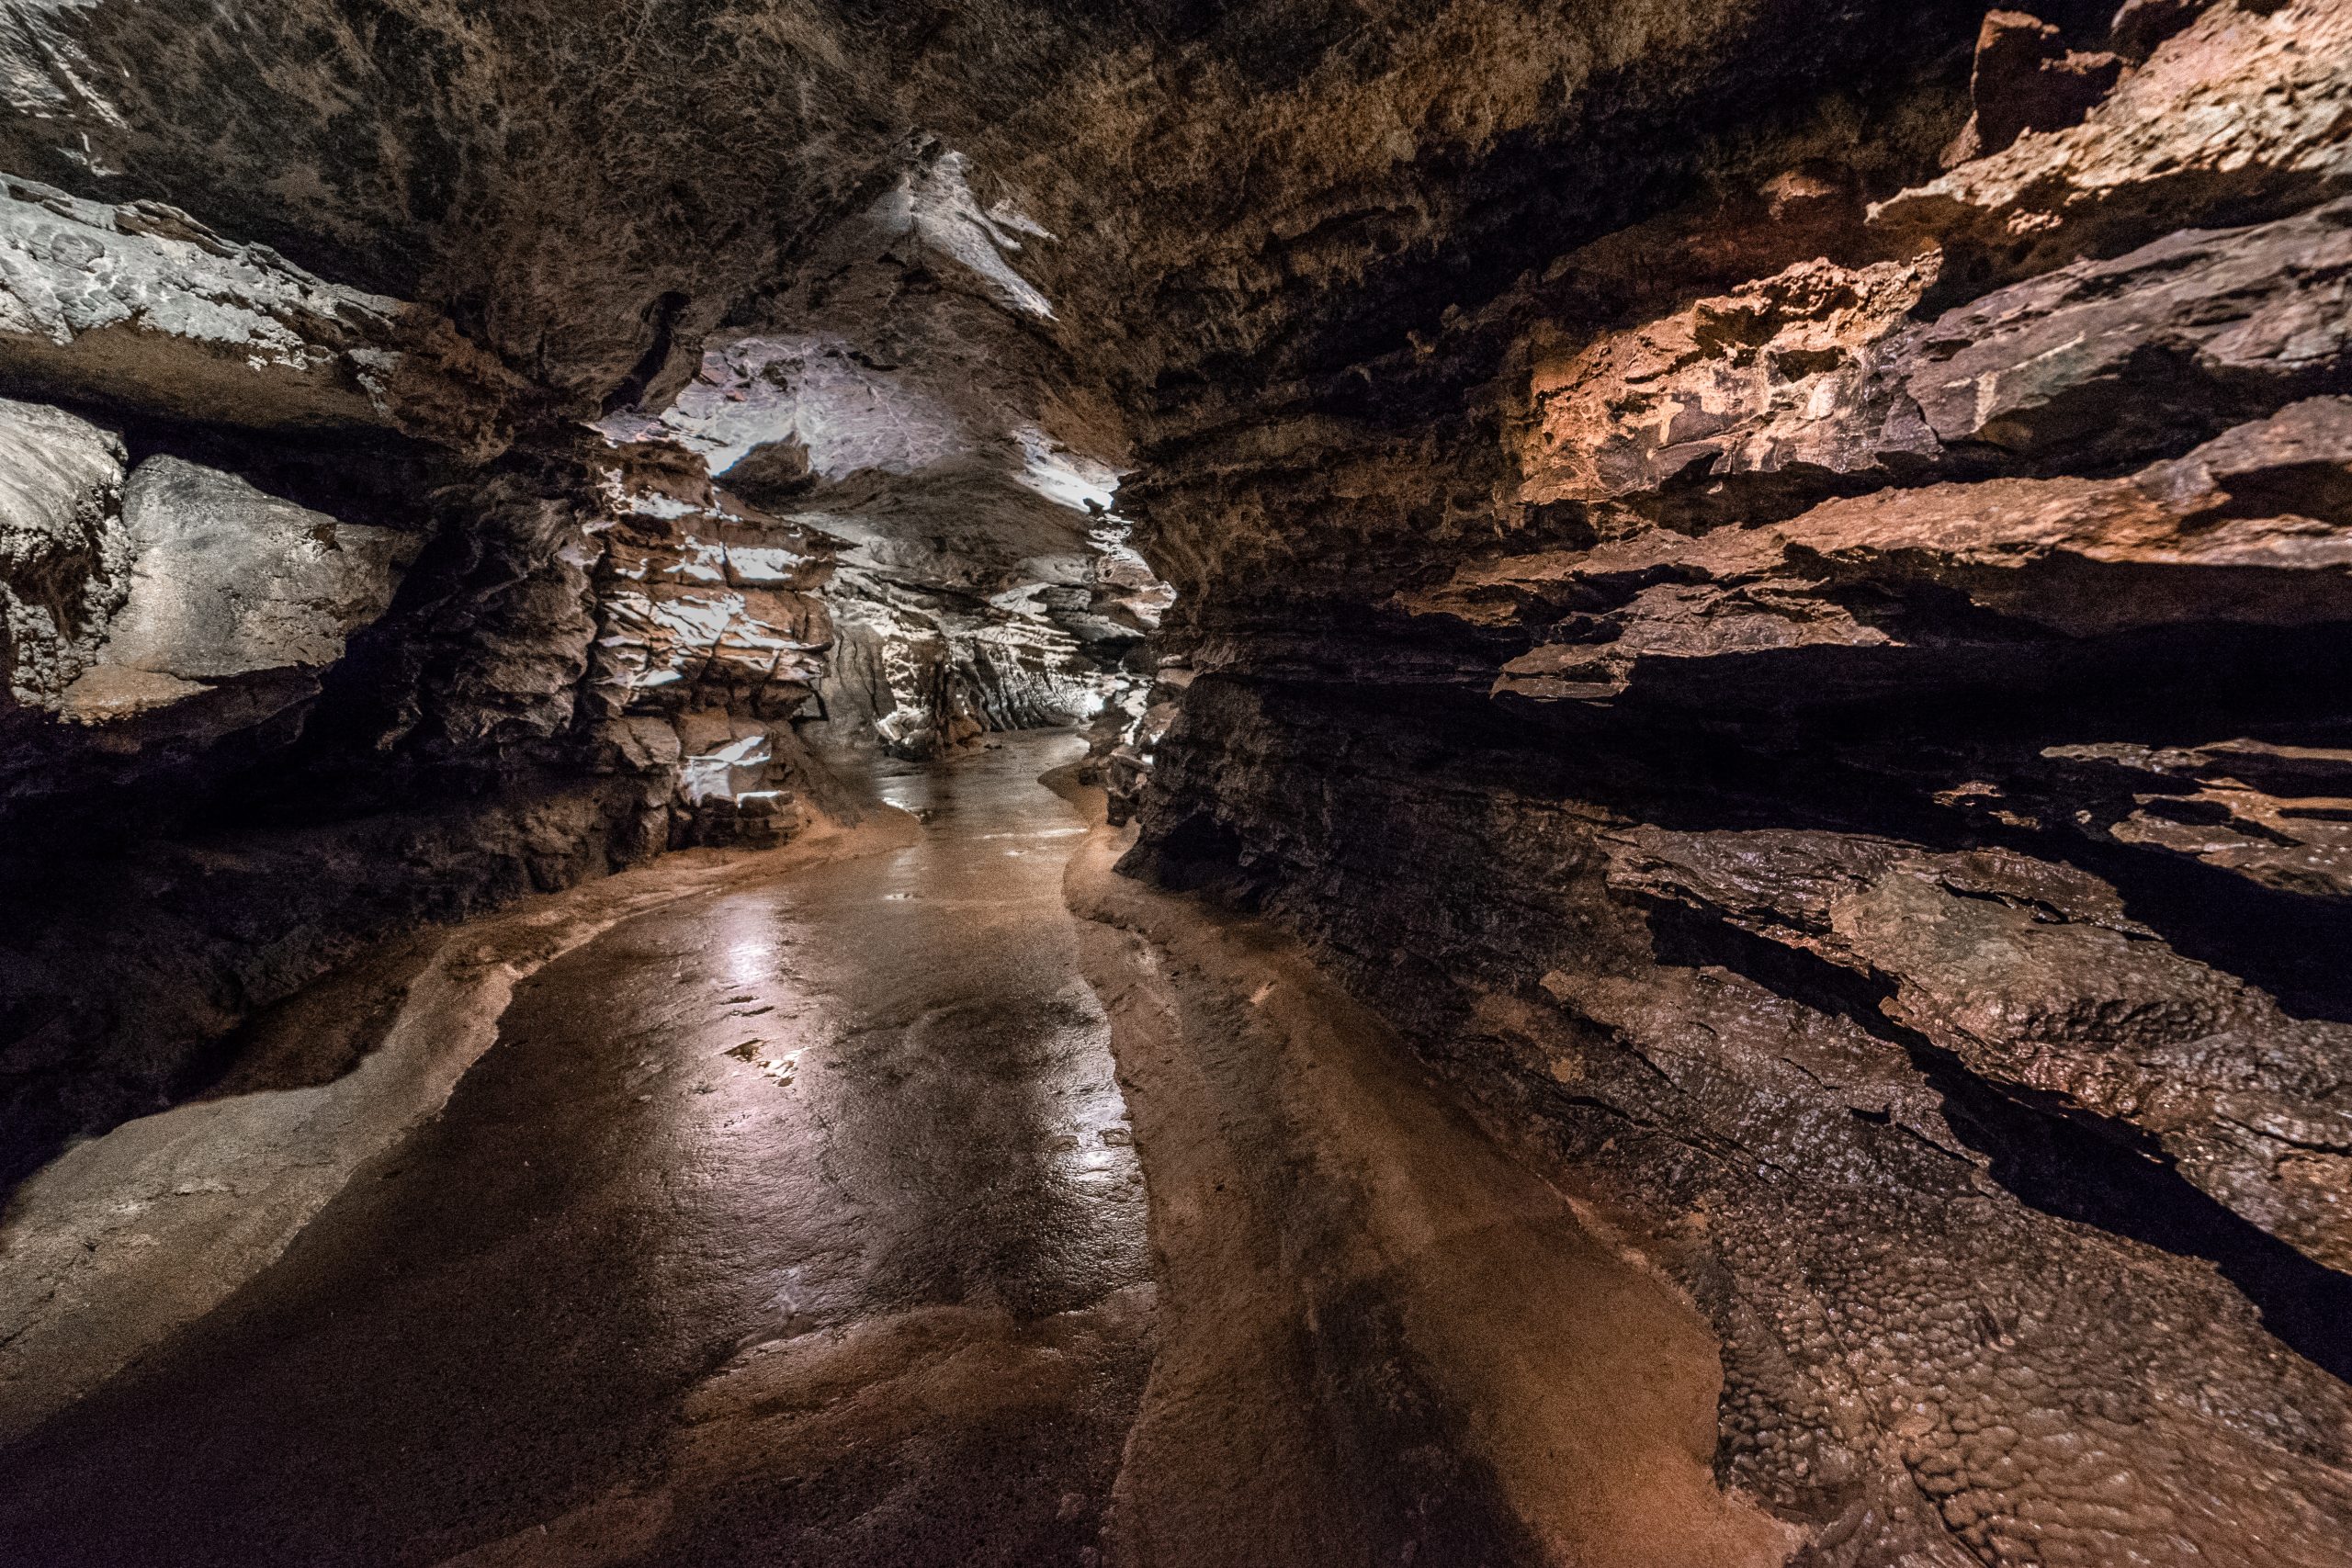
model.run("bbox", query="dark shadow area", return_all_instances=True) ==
[1303,1280,1553,1568]
[1118,806,1273,908]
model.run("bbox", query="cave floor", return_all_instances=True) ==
[0,730,1790,1568]
[0,732,1156,1568]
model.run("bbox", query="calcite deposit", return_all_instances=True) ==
[1,0,2348,1563]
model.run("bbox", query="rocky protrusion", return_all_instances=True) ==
[0,175,526,457]
[717,436,818,510]
[0,396,129,707]
[1874,0,2352,288]
[1611,824,2352,1275]
[2030,739,2352,898]
[582,446,842,841]
[1518,197,2352,525]
[2108,0,2211,59]
[1461,398,2352,705]
[1939,11,2122,167]
[58,457,417,723]
[1124,9,2352,1562]
[4,398,419,735]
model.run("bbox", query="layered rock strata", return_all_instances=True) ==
[1122,5,2352,1563]
[0,232,827,1183]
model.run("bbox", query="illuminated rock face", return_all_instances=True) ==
[1115,7,2352,1562]
[68,457,415,710]
[0,176,528,456]
[1,402,413,734]
[0,395,128,706]
[3,1,2352,1561]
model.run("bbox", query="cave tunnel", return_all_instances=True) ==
[4,2,2352,1564]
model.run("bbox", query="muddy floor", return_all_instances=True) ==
[0,733,1153,1568]
[0,730,1789,1568]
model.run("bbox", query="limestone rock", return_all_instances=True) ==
[2,2,2349,1559]
[56,457,415,723]
[2108,0,2211,60]
[1874,0,2352,286]
[1519,255,1936,516]
[1106,14,2352,1551]
[1609,825,2352,1274]
[1519,197,2352,522]
[1939,11,2121,167]
[2034,739,2352,898]
[1132,674,2352,1565]
[577,464,843,829]
[717,436,817,510]
[592,577,831,717]
[0,394,128,705]
[812,584,981,760]
[1898,198,2352,462]
[0,175,525,453]
[1453,398,2352,703]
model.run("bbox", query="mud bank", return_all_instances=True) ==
[1064,786,1798,1568]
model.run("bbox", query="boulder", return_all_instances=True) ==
[0,395,128,705]
[59,457,416,720]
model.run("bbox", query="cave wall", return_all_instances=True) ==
[0,180,853,1182]
[0,4,1190,1176]
[1121,3,2352,1562]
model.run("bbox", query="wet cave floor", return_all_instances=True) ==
[0,728,1778,1568]
[0,732,1155,1568]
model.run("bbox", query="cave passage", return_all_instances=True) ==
[7,1,2352,1563]
[0,734,1153,1568]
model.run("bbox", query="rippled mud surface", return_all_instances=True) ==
[0,732,1152,1568]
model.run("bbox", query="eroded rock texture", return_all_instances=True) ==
[1,0,2348,1562]
[1116,5,2352,1562]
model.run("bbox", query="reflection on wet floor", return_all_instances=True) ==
[0,732,1152,1568]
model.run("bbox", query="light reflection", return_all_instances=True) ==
[717,897,781,992]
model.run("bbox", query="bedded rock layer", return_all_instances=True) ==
[1122,4,2352,1562]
